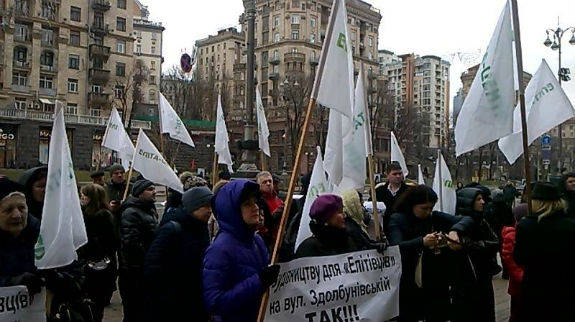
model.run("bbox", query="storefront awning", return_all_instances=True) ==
[39,98,54,105]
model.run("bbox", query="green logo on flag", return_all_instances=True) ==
[35,235,45,260]
[336,33,347,52]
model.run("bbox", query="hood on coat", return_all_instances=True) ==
[456,187,483,217]
[18,166,48,219]
[213,179,260,242]
[119,196,156,214]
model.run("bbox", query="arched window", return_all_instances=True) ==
[148,89,156,102]
[14,46,27,62]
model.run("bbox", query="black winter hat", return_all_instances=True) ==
[182,186,214,213]
[108,164,125,174]
[0,177,24,201]
[531,182,561,201]
[90,170,105,179]
[132,179,154,197]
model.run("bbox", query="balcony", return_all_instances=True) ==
[0,108,152,130]
[268,72,279,80]
[39,88,56,96]
[284,52,305,63]
[309,56,319,66]
[269,56,280,65]
[89,44,111,59]
[40,64,58,73]
[89,68,111,83]
[11,84,30,92]
[89,92,111,105]
[233,63,246,72]
[14,1,31,16]
[92,0,111,11]
[91,23,109,34]
[13,60,30,69]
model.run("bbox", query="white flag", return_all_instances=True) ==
[256,88,271,157]
[35,105,87,269]
[498,59,575,164]
[324,109,349,186]
[455,1,515,156]
[215,94,233,173]
[102,107,135,171]
[338,68,369,190]
[311,0,354,118]
[132,129,183,193]
[390,131,409,177]
[432,151,456,215]
[295,146,331,252]
[159,92,195,147]
[418,164,425,185]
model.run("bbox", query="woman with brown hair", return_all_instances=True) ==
[79,183,118,322]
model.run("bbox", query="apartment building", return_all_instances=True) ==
[0,0,161,169]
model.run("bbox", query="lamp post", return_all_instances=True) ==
[543,20,575,173]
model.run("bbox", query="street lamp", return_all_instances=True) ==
[543,21,575,173]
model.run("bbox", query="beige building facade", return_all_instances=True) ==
[0,0,161,169]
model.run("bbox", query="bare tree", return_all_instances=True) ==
[281,73,313,165]
[114,59,148,127]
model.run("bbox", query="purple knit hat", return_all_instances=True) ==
[310,194,343,224]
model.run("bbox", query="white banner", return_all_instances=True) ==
[264,248,402,322]
[0,286,46,322]
[159,92,195,147]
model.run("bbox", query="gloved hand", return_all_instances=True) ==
[7,272,44,294]
[374,241,389,254]
[259,264,280,287]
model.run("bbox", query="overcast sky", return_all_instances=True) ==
[146,0,575,102]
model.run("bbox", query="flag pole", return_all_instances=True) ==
[260,151,266,171]
[367,154,382,241]
[510,0,533,215]
[437,149,444,212]
[122,130,140,201]
[212,152,218,187]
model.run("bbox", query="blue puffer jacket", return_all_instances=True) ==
[203,180,269,322]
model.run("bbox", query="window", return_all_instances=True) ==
[68,79,78,93]
[150,61,156,70]
[117,0,126,9]
[12,72,27,86]
[136,44,141,54]
[70,6,81,22]
[41,28,54,46]
[39,75,53,89]
[148,89,156,101]
[91,84,102,93]
[310,34,315,43]
[65,104,78,115]
[68,54,79,69]
[90,107,101,117]
[40,51,54,66]
[69,30,80,45]
[291,15,300,24]
[311,18,316,28]
[274,33,280,42]
[114,85,124,98]
[14,46,27,62]
[15,98,27,110]
[117,39,126,53]
[291,30,299,40]
[149,75,156,84]
[368,37,373,47]
[274,16,279,26]
[151,46,156,54]
[116,17,126,32]
[116,62,125,76]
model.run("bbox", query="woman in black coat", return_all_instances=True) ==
[452,187,500,322]
[388,185,472,322]
[0,177,43,294]
[79,183,118,322]
[514,182,575,322]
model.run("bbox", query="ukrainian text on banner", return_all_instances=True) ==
[0,286,46,322]
[264,247,402,322]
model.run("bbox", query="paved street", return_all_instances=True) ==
[103,274,511,322]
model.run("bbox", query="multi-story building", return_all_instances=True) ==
[377,49,398,75]
[382,53,450,156]
[0,0,161,169]
[192,0,387,174]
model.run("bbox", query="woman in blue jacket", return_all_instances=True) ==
[203,179,279,322]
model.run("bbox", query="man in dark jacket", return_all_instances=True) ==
[106,164,128,212]
[203,179,279,322]
[0,177,43,294]
[144,186,213,322]
[18,166,48,220]
[560,172,575,217]
[118,179,158,322]
[502,180,519,208]
[374,162,408,234]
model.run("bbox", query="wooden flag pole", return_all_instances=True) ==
[437,149,444,212]
[511,0,533,215]
[257,97,317,322]
[260,151,266,171]
[367,154,382,241]
[121,131,140,202]
[212,152,219,187]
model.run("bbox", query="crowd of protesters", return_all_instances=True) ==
[0,162,574,322]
